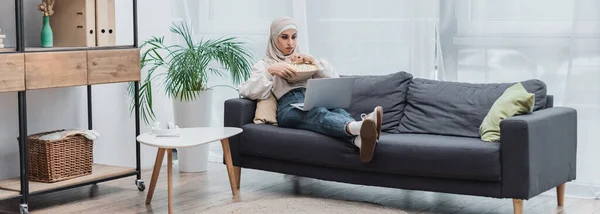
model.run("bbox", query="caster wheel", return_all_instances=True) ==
[136,180,145,191]
[19,204,28,214]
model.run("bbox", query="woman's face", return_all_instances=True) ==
[277,29,297,55]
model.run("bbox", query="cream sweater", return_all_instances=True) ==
[238,59,340,100]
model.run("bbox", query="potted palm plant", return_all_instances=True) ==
[129,21,253,172]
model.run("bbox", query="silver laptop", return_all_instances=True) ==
[290,77,356,111]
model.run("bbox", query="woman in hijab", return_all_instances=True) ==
[238,16,383,163]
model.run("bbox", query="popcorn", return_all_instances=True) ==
[289,63,318,72]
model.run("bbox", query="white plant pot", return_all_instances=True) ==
[173,89,213,173]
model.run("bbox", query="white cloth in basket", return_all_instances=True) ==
[38,129,100,141]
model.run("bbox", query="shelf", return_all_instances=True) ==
[0,46,135,54]
[0,48,17,53]
[0,164,136,193]
[24,45,135,53]
[0,189,20,201]
[2,0,141,210]
[22,47,140,90]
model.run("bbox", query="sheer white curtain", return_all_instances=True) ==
[439,0,600,198]
[174,0,439,77]
[301,0,439,78]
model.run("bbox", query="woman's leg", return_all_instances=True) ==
[277,88,380,162]
[333,107,383,140]
[277,89,355,137]
[277,104,354,138]
[281,106,355,138]
[331,108,354,119]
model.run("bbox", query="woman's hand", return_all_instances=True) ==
[290,53,315,64]
[268,62,297,79]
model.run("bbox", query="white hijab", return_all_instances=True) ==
[264,16,299,66]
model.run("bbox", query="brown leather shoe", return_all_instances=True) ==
[361,106,383,140]
[359,119,377,163]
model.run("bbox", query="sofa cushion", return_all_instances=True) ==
[344,71,413,134]
[480,83,535,142]
[240,124,501,182]
[398,78,547,137]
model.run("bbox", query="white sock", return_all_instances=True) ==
[353,137,361,148]
[347,121,362,135]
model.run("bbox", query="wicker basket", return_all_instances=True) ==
[21,130,93,183]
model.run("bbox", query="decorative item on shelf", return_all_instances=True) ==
[151,121,180,138]
[18,129,98,183]
[38,0,55,48]
[0,27,5,49]
[127,21,254,173]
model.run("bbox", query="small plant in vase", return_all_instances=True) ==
[38,0,55,48]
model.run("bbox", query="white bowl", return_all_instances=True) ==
[286,63,319,82]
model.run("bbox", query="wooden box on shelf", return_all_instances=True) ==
[25,51,88,90]
[0,53,25,92]
[88,48,140,84]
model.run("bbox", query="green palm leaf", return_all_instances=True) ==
[128,21,254,124]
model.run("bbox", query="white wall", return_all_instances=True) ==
[0,0,173,180]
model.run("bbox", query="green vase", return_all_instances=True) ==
[41,16,53,48]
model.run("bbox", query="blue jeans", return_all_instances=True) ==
[277,88,356,138]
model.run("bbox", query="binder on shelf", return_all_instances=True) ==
[95,0,116,46]
[50,0,97,47]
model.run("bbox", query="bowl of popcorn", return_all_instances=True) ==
[286,63,319,82]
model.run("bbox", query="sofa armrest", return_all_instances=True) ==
[225,98,256,128]
[224,98,256,166]
[500,107,577,199]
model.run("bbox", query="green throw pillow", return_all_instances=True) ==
[480,83,535,142]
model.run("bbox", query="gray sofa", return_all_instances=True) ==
[224,71,577,214]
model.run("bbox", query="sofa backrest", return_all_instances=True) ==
[344,72,548,137]
[344,72,413,134]
[397,78,548,137]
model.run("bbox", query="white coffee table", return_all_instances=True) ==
[137,127,243,214]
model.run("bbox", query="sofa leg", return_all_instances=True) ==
[513,199,523,214]
[557,183,565,206]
